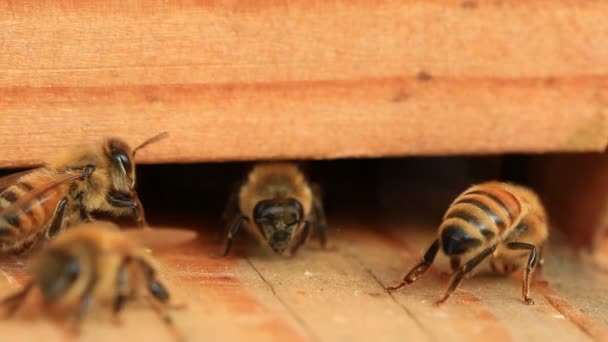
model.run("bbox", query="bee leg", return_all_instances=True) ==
[136,258,184,341]
[107,194,139,209]
[133,194,148,227]
[312,184,328,249]
[1,281,35,316]
[136,259,169,304]
[387,239,440,293]
[435,244,496,305]
[111,257,133,324]
[73,192,94,223]
[107,194,144,226]
[46,198,68,239]
[77,279,96,320]
[220,215,248,257]
[505,242,538,305]
[290,221,311,256]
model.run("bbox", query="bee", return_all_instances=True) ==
[220,162,328,256]
[0,222,183,339]
[0,132,168,254]
[387,181,548,305]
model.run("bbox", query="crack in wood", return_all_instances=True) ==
[540,287,608,341]
[365,268,438,342]
[245,257,320,342]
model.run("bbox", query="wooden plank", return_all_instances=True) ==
[1,219,608,340]
[0,223,310,342]
[1,1,608,87]
[245,241,432,341]
[340,221,601,341]
[541,241,608,339]
[1,79,607,168]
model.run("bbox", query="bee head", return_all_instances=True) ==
[34,249,83,303]
[253,198,304,255]
[105,132,168,194]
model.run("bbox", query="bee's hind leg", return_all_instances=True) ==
[387,239,440,293]
[435,244,496,305]
[110,256,133,325]
[506,242,539,305]
[219,215,248,257]
[136,258,184,341]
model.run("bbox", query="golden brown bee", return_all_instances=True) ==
[0,222,183,338]
[0,132,168,254]
[387,181,548,305]
[221,162,328,256]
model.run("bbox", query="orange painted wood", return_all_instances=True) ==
[0,79,607,168]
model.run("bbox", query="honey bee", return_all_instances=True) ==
[0,132,168,254]
[220,162,328,256]
[0,222,183,339]
[387,181,548,305]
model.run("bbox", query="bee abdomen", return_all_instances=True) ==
[0,183,59,234]
[444,209,496,239]
[451,185,522,235]
[0,187,25,237]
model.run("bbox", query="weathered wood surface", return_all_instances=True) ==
[0,218,607,341]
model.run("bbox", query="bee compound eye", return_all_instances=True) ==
[112,149,133,176]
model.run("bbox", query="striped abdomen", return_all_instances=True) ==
[0,172,67,250]
[440,182,523,255]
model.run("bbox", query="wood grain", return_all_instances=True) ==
[346,223,595,342]
[1,0,608,166]
[1,0,608,87]
[0,78,607,167]
[1,218,605,341]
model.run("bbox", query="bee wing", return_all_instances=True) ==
[0,168,44,193]
[124,227,198,249]
[0,168,92,218]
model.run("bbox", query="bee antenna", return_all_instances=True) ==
[133,132,169,156]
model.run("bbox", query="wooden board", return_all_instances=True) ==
[1,0,608,167]
[2,0,608,86]
[0,82,606,168]
[1,217,607,341]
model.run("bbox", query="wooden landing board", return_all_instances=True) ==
[0,219,607,341]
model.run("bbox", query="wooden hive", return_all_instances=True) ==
[0,1,607,341]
